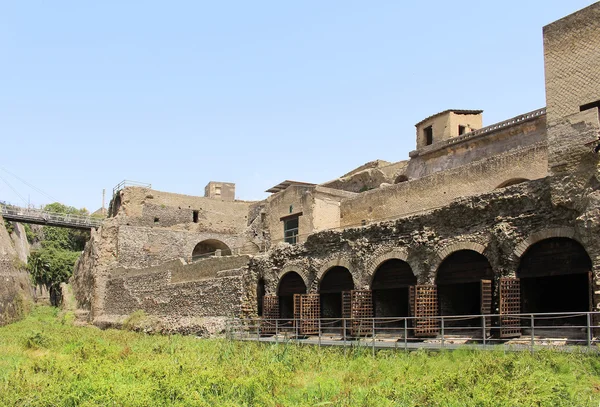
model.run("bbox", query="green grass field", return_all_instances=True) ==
[1,307,599,406]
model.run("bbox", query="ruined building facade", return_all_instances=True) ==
[73,3,600,336]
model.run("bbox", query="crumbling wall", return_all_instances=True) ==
[98,256,249,335]
[116,225,252,268]
[246,177,594,317]
[71,221,120,318]
[110,187,253,233]
[320,160,408,193]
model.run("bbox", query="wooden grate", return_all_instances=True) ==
[297,294,320,335]
[414,285,439,337]
[342,291,352,319]
[350,290,373,337]
[261,295,279,335]
[499,278,521,338]
[480,279,492,336]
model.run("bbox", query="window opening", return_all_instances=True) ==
[284,216,299,244]
[458,125,466,135]
[193,210,199,223]
[424,126,433,145]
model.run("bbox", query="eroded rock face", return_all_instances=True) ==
[0,217,34,325]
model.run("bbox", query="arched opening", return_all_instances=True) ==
[496,178,529,189]
[277,272,307,319]
[371,259,416,318]
[256,278,265,317]
[192,239,232,260]
[436,250,493,326]
[518,238,592,324]
[319,266,354,319]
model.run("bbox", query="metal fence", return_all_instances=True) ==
[226,311,600,354]
[112,180,152,196]
[0,202,103,229]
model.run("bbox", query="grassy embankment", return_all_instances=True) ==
[0,306,599,406]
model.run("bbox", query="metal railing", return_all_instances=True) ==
[0,202,102,230]
[112,180,152,196]
[226,311,600,354]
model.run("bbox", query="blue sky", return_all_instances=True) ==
[0,1,596,211]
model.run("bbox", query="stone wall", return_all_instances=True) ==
[340,142,548,227]
[544,2,600,126]
[111,187,253,233]
[99,256,249,335]
[116,225,253,268]
[247,176,600,314]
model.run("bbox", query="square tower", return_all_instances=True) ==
[204,181,235,201]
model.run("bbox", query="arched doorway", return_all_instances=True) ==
[277,272,307,319]
[256,278,265,317]
[192,239,232,260]
[518,238,592,321]
[436,250,493,326]
[319,266,354,319]
[371,259,416,318]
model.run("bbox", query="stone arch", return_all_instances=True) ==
[517,236,592,320]
[434,246,494,326]
[365,248,413,284]
[192,239,232,258]
[277,264,310,293]
[276,269,308,320]
[431,241,488,273]
[316,256,357,287]
[513,227,578,259]
[496,178,530,189]
[369,252,417,319]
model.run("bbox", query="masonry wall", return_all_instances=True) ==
[340,143,548,227]
[407,113,547,179]
[111,187,253,233]
[544,2,600,126]
[247,177,600,316]
[116,225,254,268]
[101,256,248,335]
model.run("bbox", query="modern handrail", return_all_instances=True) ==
[227,310,599,353]
[0,202,103,229]
[112,180,152,196]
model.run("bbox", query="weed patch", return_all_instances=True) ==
[0,306,599,406]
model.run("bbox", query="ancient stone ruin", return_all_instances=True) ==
[72,3,600,339]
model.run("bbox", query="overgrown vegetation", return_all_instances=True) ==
[0,306,599,406]
[4,218,15,235]
[27,203,90,305]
